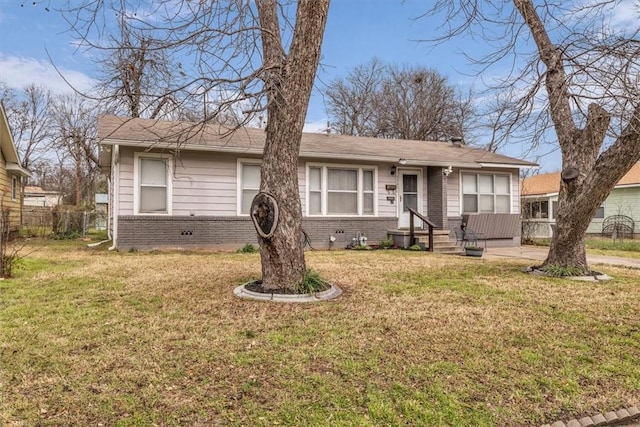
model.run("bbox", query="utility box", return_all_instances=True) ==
[389,230,411,248]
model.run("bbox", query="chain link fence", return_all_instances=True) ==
[22,207,107,238]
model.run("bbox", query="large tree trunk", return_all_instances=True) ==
[255,0,329,290]
[514,0,640,274]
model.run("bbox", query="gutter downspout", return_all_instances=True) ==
[108,144,119,251]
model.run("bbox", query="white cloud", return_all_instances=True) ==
[0,53,94,94]
[609,0,639,27]
[303,118,330,134]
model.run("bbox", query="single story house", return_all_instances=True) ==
[98,116,536,250]
[0,104,31,232]
[522,163,640,239]
[23,186,63,207]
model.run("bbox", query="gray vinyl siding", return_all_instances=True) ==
[447,169,460,217]
[119,148,134,214]
[118,148,243,216]
[173,151,239,216]
[379,166,399,218]
[118,148,400,219]
[511,171,521,213]
[423,167,429,215]
[298,160,306,211]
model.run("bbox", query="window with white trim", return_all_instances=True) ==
[307,164,376,216]
[239,161,261,215]
[134,153,171,214]
[462,172,511,214]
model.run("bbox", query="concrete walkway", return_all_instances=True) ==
[485,245,640,269]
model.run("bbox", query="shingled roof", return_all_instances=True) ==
[98,116,537,169]
[522,162,640,196]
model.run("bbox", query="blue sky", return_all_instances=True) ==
[3,0,632,172]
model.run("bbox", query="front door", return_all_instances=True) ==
[398,169,423,228]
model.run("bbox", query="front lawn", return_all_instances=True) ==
[1,241,639,426]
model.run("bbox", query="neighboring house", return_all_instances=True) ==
[522,163,640,239]
[94,193,108,230]
[0,104,31,232]
[23,186,63,207]
[98,116,536,250]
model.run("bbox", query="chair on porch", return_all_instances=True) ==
[451,225,487,250]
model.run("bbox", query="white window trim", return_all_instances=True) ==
[133,152,173,215]
[237,158,262,216]
[459,171,512,215]
[306,162,378,217]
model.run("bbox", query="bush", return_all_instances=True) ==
[378,238,394,249]
[237,243,257,253]
[52,206,87,238]
[542,264,584,277]
[295,269,329,294]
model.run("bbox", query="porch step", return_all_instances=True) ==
[388,229,463,254]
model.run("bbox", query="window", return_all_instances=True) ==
[11,176,17,201]
[307,164,376,216]
[524,200,549,219]
[462,172,511,214]
[238,160,261,215]
[309,166,322,215]
[594,204,605,219]
[134,153,172,214]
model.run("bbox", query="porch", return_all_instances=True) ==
[387,228,462,254]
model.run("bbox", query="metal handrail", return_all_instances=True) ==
[408,208,436,252]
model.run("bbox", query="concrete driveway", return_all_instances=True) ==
[486,245,640,269]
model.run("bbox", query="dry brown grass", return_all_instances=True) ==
[1,241,639,426]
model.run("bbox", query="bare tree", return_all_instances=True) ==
[423,0,640,274]
[62,0,329,290]
[376,65,467,141]
[0,83,54,171]
[324,61,474,142]
[324,58,385,136]
[51,93,99,206]
[95,15,186,119]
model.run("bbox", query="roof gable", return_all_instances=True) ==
[98,115,537,169]
[522,163,640,196]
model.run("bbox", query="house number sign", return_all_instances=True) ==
[250,192,279,239]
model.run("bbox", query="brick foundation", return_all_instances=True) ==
[116,216,397,250]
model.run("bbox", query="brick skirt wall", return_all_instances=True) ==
[117,216,398,250]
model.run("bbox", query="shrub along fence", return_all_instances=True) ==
[22,206,107,238]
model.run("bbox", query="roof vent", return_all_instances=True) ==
[451,136,463,148]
